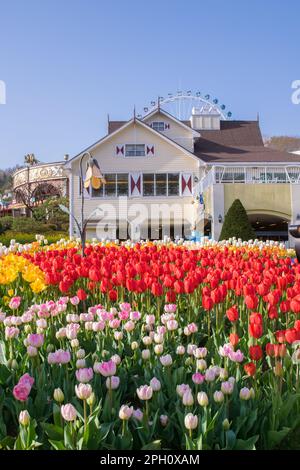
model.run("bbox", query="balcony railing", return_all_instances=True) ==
[199,166,300,190]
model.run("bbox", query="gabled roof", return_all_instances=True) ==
[108,107,200,136]
[65,117,204,167]
[142,107,201,136]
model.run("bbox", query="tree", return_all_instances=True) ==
[219,199,256,241]
[33,196,69,230]
[264,135,300,153]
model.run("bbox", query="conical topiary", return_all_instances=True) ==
[219,199,256,241]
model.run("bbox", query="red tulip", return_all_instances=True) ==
[108,289,117,302]
[249,345,263,361]
[202,296,214,311]
[229,333,239,347]
[226,306,239,322]
[244,362,256,376]
[245,295,259,310]
[77,289,87,301]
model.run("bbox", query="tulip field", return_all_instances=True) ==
[0,237,300,450]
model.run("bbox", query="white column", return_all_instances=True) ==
[211,184,224,241]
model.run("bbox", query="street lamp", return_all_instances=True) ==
[60,151,105,256]
[289,216,300,262]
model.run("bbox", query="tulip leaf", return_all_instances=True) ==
[234,435,259,450]
[0,364,10,385]
[267,427,291,449]
[141,440,161,450]
[41,422,64,440]
[49,439,67,450]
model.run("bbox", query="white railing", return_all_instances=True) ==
[198,166,300,189]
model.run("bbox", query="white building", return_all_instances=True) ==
[65,106,300,242]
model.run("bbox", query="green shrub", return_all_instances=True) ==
[12,218,51,233]
[219,199,256,241]
[0,231,68,246]
[0,216,14,232]
[44,223,58,231]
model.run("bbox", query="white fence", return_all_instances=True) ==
[199,166,300,188]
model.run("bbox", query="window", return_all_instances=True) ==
[151,121,165,132]
[117,173,128,196]
[91,174,128,197]
[156,173,167,196]
[143,174,155,196]
[168,173,180,196]
[125,144,145,157]
[104,174,116,197]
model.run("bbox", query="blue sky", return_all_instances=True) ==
[0,0,299,168]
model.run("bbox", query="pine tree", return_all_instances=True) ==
[219,199,256,241]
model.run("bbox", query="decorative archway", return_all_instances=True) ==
[32,183,61,202]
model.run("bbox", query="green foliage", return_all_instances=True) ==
[33,197,69,230]
[0,216,14,232]
[0,231,68,246]
[219,199,256,241]
[11,218,51,234]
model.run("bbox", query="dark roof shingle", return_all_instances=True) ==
[194,121,300,163]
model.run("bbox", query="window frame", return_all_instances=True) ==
[141,172,181,197]
[90,173,129,199]
[125,144,146,157]
[151,121,165,132]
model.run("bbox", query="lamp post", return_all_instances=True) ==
[289,216,300,262]
[60,151,105,256]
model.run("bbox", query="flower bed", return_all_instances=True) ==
[0,238,299,450]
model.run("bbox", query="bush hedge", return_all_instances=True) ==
[11,218,56,234]
[219,198,256,241]
[0,231,68,246]
[0,216,14,233]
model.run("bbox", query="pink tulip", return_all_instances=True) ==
[61,404,77,421]
[75,383,92,400]
[47,349,71,365]
[119,405,133,420]
[70,296,80,306]
[66,323,80,340]
[109,318,121,329]
[124,320,135,332]
[164,304,177,313]
[130,311,141,321]
[94,360,116,377]
[13,374,34,402]
[5,326,19,340]
[106,376,120,390]
[133,408,143,422]
[187,322,198,334]
[119,302,131,312]
[27,333,44,348]
[192,372,205,385]
[75,367,94,383]
[136,385,153,401]
[118,310,129,320]
[27,346,38,357]
[9,296,21,310]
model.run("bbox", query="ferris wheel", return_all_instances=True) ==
[137,90,232,121]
